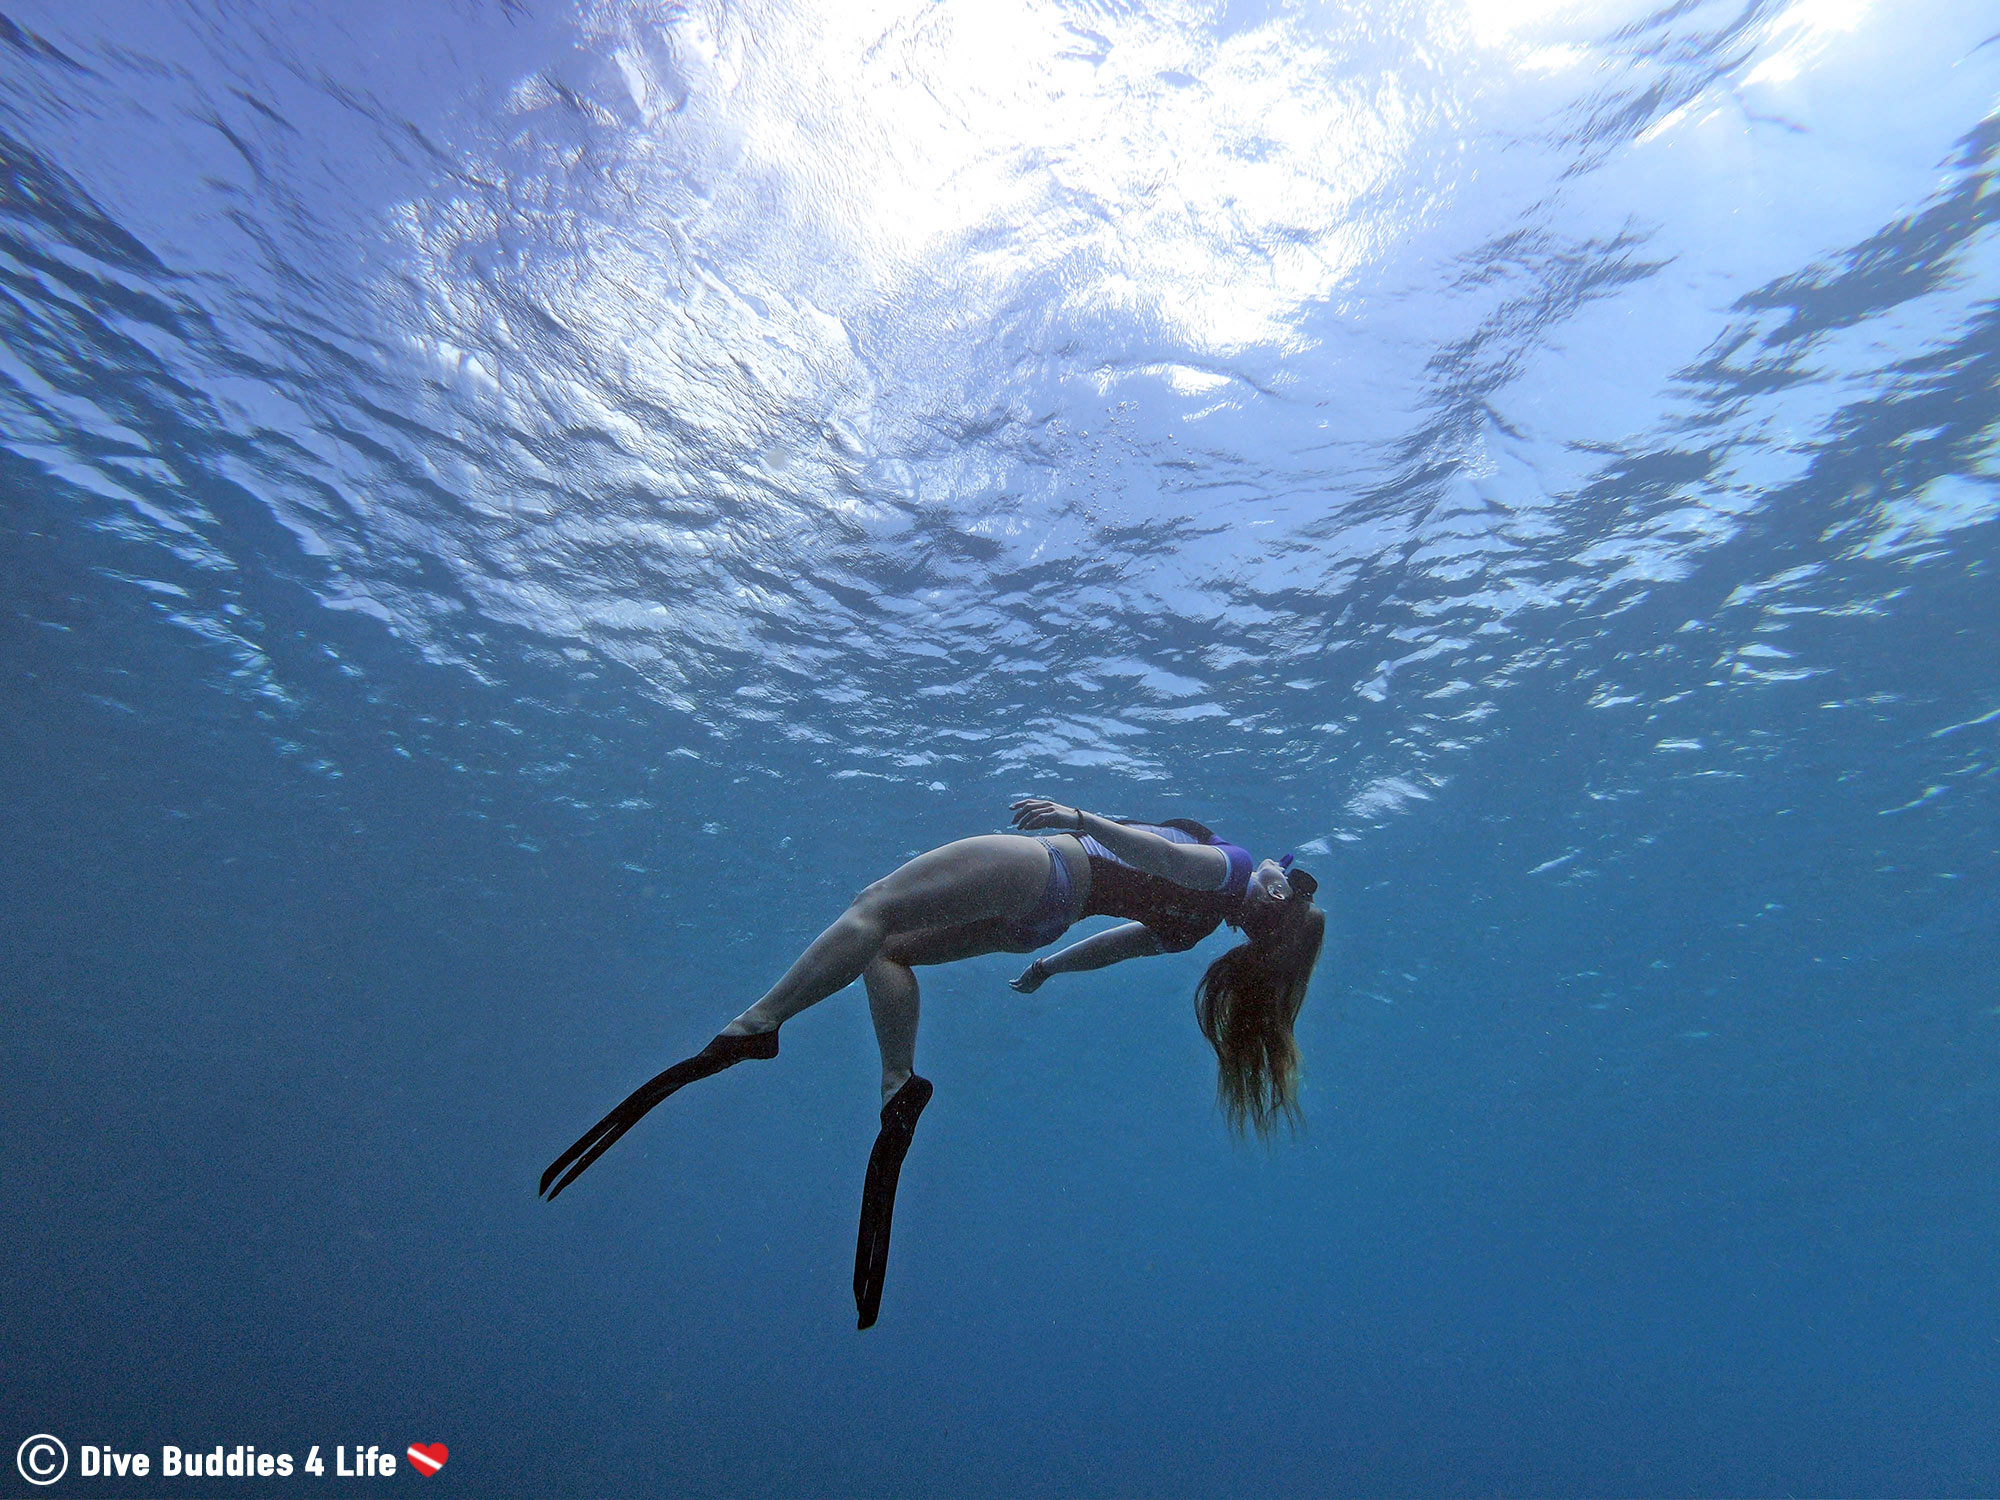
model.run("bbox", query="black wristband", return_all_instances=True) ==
[1071,808,1085,831]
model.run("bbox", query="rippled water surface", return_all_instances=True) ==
[4,0,1998,1494]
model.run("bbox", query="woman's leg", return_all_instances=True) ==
[863,919,1021,1102]
[726,836,1051,1038]
[542,855,1044,1206]
[863,956,921,1101]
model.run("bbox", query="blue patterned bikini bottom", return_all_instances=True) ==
[999,836,1079,950]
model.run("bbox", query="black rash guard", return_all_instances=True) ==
[1076,822,1253,952]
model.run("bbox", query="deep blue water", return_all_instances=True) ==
[3,0,1997,1495]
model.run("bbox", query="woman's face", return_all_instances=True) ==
[1244,859,1294,915]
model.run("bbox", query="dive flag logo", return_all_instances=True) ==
[407,1443,449,1476]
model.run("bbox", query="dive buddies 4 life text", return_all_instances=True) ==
[15,1437,448,1486]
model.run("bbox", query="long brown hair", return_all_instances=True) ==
[1193,890,1325,1140]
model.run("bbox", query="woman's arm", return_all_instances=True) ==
[1009,798,1230,891]
[1010,922,1166,992]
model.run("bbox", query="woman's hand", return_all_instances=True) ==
[1010,798,1082,832]
[1009,959,1048,993]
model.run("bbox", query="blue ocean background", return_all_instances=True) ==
[3,0,1997,1494]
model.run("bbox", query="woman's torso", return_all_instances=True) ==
[1076,821,1251,952]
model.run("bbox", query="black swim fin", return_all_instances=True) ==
[539,1029,779,1201]
[854,1074,933,1330]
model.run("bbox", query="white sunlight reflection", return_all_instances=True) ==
[383,0,1454,578]
[1743,0,1878,86]
[1456,0,1612,49]
[719,0,1418,354]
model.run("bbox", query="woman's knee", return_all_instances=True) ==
[865,949,911,983]
[849,869,938,935]
[841,890,897,943]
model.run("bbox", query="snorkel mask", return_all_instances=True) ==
[1242,855,1317,939]
[1278,853,1319,901]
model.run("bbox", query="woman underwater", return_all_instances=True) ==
[540,797,1327,1328]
